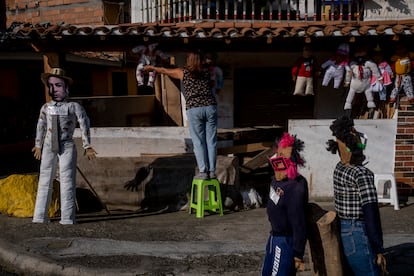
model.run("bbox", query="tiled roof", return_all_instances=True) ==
[2,20,414,50]
[8,20,414,37]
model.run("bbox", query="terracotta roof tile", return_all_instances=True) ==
[3,20,414,49]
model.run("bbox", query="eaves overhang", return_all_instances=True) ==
[2,19,414,52]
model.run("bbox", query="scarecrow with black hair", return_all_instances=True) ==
[326,116,387,276]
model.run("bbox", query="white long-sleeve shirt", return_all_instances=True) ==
[35,100,91,149]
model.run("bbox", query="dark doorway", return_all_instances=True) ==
[112,72,128,96]
[234,67,314,129]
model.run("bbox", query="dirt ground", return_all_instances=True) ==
[0,193,413,275]
[0,206,270,275]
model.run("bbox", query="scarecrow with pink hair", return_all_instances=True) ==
[262,132,308,275]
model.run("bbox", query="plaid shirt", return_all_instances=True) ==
[333,162,378,220]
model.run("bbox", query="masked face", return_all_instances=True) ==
[48,76,68,102]
[270,146,295,181]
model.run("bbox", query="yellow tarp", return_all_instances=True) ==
[0,174,60,218]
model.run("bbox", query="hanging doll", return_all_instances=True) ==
[343,48,382,116]
[321,43,350,89]
[292,45,318,96]
[389,42,414,104]
[371,45,393,116]
[132,43,169,88]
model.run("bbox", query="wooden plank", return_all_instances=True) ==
[162,75,183,126]
[217,126,283,142]
[218,142,273,155]
[240,148,274,174]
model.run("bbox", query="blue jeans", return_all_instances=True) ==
[187,105,217,174]
[340,219,379,276]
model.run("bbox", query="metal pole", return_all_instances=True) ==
[77,166,111,215]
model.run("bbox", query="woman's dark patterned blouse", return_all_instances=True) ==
[182,69,217,110]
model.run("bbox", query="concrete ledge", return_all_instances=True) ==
[74,127,192,158]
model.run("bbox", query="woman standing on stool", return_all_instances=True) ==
[144,49,217,180]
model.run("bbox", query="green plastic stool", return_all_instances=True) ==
[189,178,224,218]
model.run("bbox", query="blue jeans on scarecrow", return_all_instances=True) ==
[340,219,379,276]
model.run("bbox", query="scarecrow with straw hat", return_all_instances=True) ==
[32,67,97,224]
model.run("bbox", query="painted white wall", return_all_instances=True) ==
[131,1,140,23]
[289,118,397,198]
[132,1,414,23]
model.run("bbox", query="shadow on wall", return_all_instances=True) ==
[75,154,242,213]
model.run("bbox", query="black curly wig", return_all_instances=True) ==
[326,116,365,165]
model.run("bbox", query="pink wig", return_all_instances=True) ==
[273,132,305,180]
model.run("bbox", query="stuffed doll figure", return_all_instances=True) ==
[389,42,414,103]
[292,45,317,96]
[371,45,393,102]
[344,49,382,115]
[321,43,350,89]
[132,43,169,88]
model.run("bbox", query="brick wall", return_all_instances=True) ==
[6,0,104,26]
[395,97,414,191]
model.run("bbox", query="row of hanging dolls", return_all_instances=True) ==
[291,42,414,118]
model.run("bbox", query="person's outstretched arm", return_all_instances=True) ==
[144,65,184,80]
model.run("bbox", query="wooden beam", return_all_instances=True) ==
[161,75,183,126]
[217,126,283,142]
[240,148,274,174]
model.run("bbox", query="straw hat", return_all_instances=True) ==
[41,68,73,86]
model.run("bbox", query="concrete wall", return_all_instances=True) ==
[73,117,397,203]
[74,127,192,157]
[73,127,240,210]
[289,119,397,198]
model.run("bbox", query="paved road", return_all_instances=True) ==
[0,199,413,275]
